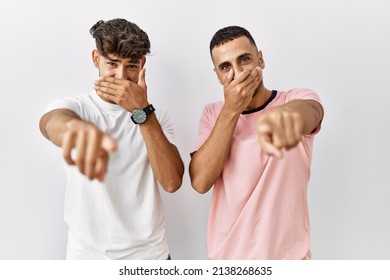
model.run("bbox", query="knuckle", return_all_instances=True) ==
[85,158,96,167]
[273,137,284,148]
[63,153,72,164]
[274,143,283,149]
[286,139,295,148]
[294,113,304,124]
[76,156,84,166]
[286,140,298,150]
[270,112,281,122]
[87,125,100,136]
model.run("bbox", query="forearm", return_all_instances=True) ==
[140,114,184,193]
[39,109,80,147]
[282,99,323,134]
[189,108,240,194]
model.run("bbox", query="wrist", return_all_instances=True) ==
[220,105,241,120]
[131,104,155,124]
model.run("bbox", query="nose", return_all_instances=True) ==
[232,64,244,80]
[114,66,127,80]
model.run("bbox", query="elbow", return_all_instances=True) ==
[190,175,212,194]
[157,160,184,193]
[194,186,210,195]
[39,114,49,139]
[161,167,184,193]
[189,162,213,194]
[162,177,182,193]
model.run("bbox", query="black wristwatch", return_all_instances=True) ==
[131,104,155,124]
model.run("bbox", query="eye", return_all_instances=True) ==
[107,62,117,67]
[127,64,139,70]
[220,64,231,72]
[240,56,250,63]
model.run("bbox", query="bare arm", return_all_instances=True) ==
[257,99,323,158]
[189,67,262,194]
[139,114,184,193]
[39,109,117,181]
[189,108,240,194]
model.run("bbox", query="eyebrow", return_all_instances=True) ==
[107,57,119,62]
[237,53,252,61]
[105,56,138,64]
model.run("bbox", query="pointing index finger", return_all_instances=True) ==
[258,122,284,158]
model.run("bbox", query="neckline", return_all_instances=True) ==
[242,90,277,115]
[89,90,124,112]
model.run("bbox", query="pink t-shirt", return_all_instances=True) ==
[192,88,322,259]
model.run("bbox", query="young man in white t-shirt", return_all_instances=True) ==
[190,26,324,259]
[39,18,184,260]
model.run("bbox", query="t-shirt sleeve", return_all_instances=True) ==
[191,105,215,156]
[285,88,321,104]
[155,107,176,145]
[285,88,324,136]
[43,97,82,116]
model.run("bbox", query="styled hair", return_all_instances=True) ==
[209,26,257,54]
[90,18,150,61]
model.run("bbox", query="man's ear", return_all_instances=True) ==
[258,50,265,70]
[140,56,146,68]
[92,49,100,68]
[214,68,223,85]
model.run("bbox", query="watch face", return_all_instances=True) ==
[132,109,147,124]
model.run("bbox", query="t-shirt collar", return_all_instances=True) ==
[89,90,125,112]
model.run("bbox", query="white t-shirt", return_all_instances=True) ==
[45,90,174,260]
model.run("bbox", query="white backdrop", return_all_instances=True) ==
[0,0,389,260]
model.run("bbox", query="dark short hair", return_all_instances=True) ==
[209,26,257,54]
[90,18,150,61]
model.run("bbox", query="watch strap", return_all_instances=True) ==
[143,104,155,116]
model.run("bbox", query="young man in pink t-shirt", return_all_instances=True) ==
[190,26,324,260]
